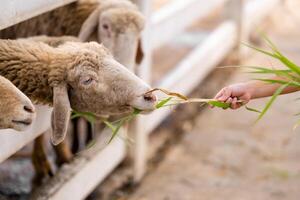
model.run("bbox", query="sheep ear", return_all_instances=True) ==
[78,8,100,41]
[135,39,144,65]
[51,84,71,146]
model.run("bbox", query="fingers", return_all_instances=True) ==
[215,87,232,102]
[212,83,253,110]
[231,97,239,109]
[225,97,233,104]
[211,87,231,109]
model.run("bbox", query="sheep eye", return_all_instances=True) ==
[102,24,109,30]
[82,77,94,85]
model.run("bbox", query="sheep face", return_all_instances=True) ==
[99,9,145,71]
[50,41,156,145]
[65,42,156,116]
[79,7,145,71]
[0,76,35,131]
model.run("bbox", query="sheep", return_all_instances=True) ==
[0,0,145,72]
[0,38,157,185]
[0,75,35,131]
[0,38,157,145]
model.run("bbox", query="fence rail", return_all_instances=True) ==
[0,0,76,30]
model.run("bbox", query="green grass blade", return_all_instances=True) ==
[108,119,126,144]
[276,54,300,75]
[245,106,261,113]
[255,83,290,123]
[260,33,282,54]
[133,108,142,115]
[71,110,96,124]
[245,36,300,75]
[261,36,300,74]
[254,78,300,87]
[71,113,81,119]
[207,100,231,109]
[243,43,278,58]
[103,120,116,132]
[249,67,298,81]
[156,97,173,109]
[248,67,292,74]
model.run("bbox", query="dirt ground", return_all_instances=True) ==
[125,2,300,200]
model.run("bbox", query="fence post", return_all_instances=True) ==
[130,0,152,182]
[225,0,246,61]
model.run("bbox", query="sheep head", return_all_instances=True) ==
[0,76,35,131]
[78,4,145,71]
[99,8,145,71]
[51,42,156,145]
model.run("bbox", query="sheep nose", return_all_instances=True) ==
[143,93,157,103]
[23,104,35,114]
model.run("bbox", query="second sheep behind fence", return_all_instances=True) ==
[0,75,35,131]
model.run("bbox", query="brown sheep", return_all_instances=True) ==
[0,75,35,131]
[0,38,157,185]
[0,0,145,71]
[0,39,157,145]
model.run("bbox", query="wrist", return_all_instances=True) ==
[241,82,255,100]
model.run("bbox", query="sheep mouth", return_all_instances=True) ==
[12,119,32,126]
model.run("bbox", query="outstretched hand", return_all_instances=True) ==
[213,83,252,109]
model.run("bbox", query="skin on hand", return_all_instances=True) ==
[213,77,300,110]
[213,83,253,109]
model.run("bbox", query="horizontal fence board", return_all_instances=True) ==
[0,0,76,30]
[151,0,228,49]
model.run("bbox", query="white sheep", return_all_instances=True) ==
[0,75,35,131]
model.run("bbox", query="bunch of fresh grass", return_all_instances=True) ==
[244,35,300,125]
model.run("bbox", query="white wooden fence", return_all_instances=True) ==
[0,0,280,199]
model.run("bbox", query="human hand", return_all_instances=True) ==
[213,83,253,109]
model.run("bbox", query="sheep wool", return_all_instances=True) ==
[0,39,109,105]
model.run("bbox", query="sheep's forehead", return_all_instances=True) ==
[73,55,105,73]
[103,9,145,32]
[60,41,112,64]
